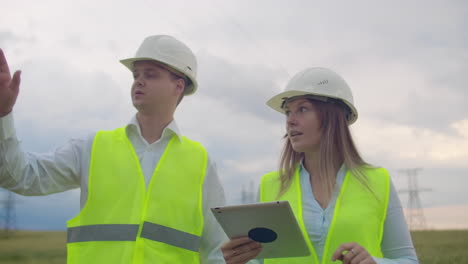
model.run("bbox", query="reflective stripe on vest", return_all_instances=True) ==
[68,224,139,242]
[68,222,201,252]
[140,222,201,252]
[260,166,390,264]
[66,127,207,264]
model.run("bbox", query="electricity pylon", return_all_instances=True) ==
[0,190,16,238]
[398,168,431,230]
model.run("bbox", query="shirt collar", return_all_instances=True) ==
[299,161,347,185]
[126,115,182,142]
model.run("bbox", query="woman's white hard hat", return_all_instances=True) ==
[266,67,358,124]
[120,35,198,95]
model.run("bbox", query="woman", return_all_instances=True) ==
[222,68,419,264]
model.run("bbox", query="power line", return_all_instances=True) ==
[398,168,431,230]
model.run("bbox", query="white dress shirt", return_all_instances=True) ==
[0,112,227,263]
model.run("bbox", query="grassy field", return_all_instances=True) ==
[0,230,467,263]
[412,229,468,264]
[0,231,66,264]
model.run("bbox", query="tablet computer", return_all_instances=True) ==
[211,200,310,259]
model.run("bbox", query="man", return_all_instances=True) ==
[0,35,226,263]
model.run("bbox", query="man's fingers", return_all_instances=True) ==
[0,48,11,75]
[10,70,21,92]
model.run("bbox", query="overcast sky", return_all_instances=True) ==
[1,0,467,230]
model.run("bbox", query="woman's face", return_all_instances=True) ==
[284,97,322,154]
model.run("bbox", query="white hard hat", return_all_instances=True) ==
[120,35,198,95]
[266,67,358,124]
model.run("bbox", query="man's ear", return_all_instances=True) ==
[174,78,185,96]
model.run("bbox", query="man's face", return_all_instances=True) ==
[131,60,184,114]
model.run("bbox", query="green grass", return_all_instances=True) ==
[0,231,66,264]
[412,229,468,264]
[1,230,467,263]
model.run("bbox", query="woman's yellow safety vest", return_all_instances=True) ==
[260,166,390,264]
[66,127,207,263]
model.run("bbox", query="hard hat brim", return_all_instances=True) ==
[119,57,198,95]
[266,90,358,124]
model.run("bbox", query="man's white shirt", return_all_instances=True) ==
[0,112,227,263]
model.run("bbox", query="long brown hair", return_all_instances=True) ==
[277,97,374,201]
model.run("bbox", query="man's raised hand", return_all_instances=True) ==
[0,48,21,117]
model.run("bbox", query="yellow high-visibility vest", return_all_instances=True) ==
[66,127,207,263]
[260,166,390,264]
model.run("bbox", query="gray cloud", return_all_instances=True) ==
[0,31,16,47]
[179,0,468,135]
[14,56,132,137]
[197,52,288,122]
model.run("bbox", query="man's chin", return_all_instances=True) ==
[133,102,145,112]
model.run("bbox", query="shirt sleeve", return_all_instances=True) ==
[199,154,229,264]
[0,112,82,195]
[373,179,420,264]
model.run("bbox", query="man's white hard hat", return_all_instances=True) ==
[266,67,358,124]
[120,35,198,95]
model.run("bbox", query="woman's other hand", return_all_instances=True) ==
[222,236,262,264]
[331,242,376,264]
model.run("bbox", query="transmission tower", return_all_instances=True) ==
[241,184,247,204]
[0,190,17,238]
[240,180,256,204]
[398,168,431,230]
